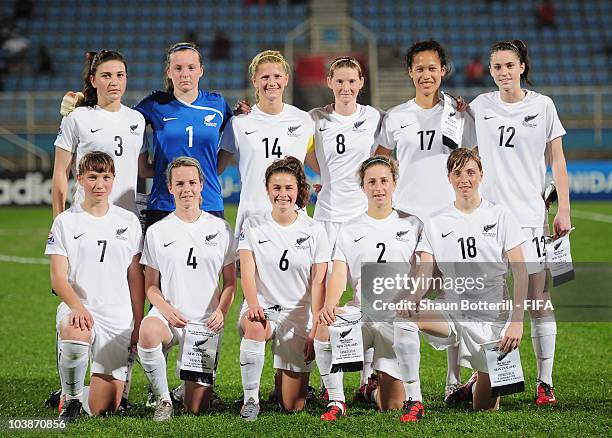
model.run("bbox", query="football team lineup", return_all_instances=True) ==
[0,37,610,437]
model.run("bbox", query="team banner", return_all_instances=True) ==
[440,91,464,150]
[179,322,221,385]
[329,312,364,373]
[546,230,575,286]
[483,341,525,396]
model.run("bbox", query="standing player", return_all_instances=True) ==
[237,157,328,421]
[375,40,472,400]
[138,157,236,421]
[52,50,147,217]
[45,151,144,421]
[308,56,383,398]
[316,156,424,422]
[218,50,315,236]
[406,148,527,411]
[464,40,570,405]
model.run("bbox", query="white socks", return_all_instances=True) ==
[393,322,422,402]
[314,339,345,402]
[361,348,374,385]
[59,340,89,400]
[138,344,170,402]
[240,338,265,404]
[446,345,461,386]
[531,316,557,386]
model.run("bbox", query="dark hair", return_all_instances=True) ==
[404,40,451,76]
[78,151,115,176]
[164,42,203,93]
[358,155,399,187]
[265,156,310,209]
[446,148,482,174]
[490,39,532,85]
[80,50,127,108]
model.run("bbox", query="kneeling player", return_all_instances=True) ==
[138,157,236,421]
[403,148,527,410]
[45,151,144,422]
[237,157,328,421]
[317,156,425,422]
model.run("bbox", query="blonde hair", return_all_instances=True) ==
[248,50,290,101]
[166,156,205,187]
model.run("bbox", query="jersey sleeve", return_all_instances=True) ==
[130,214,143,255]
[54,114,78,153]
[499,207,526,252]
[219,117,237,154]
[331,226,348,262]
[375,112,395,151]
[312,224,331,264]
[416,223,434,255]
[140,228,159,270]
[223,221,238,266]
[44,215,68,257]
[373,109,386,151]
[236,217,253,252]
[544,96,566,142]
[461,108,478,148]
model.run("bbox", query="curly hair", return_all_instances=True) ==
[357,155,399,187]
[265,156,310,209]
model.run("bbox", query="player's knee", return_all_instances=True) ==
[315,323,330,341]
[138,319,164,348]
[242,319,266,340]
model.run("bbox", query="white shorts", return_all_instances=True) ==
[144,307,223,385]
[56,303,131,381]
[238,301,313,373]
[361,317,402,380]
[420,308,506,373]
[520,226,547,274]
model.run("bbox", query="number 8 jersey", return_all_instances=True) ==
[220,104,314,236]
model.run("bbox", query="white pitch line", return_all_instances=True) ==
[570,209,612,224]
[0,254,49,265]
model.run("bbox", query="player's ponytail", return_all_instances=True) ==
[491,40,532,85]
[81,49,127,108]
[265,156,310,209]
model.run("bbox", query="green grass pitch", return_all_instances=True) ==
[0,202,610,437]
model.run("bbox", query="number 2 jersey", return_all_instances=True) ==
[135,90,233,213]
[333,210,422,308]
[464,91,566,227]
[310,104,383,223]
[237,212,329,315]
[219,104,314,235]
[376,99,474,220]
[54,105,146,213]
[44,204,143,329]
[140,212,236,322]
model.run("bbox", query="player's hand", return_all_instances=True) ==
[246,304,266,322]
[455,96,468,112]
[303,336,315,363]
[498,321,523,353]
[313,183,322,194]
[318,304,336,326]
[233,99,252,116]
[60,91,84,117]
[552,208,571,239]
[69,306,94,331]
[206,308,225,332]
[161,304,188,328]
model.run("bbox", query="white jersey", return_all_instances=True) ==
[54,104,146,214]
[219,104,314,235]
[377,99,473,220]
[45,204,143,328]
[333,210,422,307]
[140,212,236,322]
[464,91,566,227]
[310,104,383,222]
[417,199,525,295]
[237,212,329,315]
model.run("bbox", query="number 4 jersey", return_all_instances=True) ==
[54,105,146,214]
[220,104,314,236]
[45,204,143,328]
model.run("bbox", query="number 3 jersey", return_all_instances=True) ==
[238,212,329,312]
[140,212,236,322]
[310,104,383,222]
[54,105,146,214]
[417,199,525,296]
[44,204,143,328]
[464,91,566,227]
[376,99,474,220]
[220,104,314,236]
[333,210,422,308]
